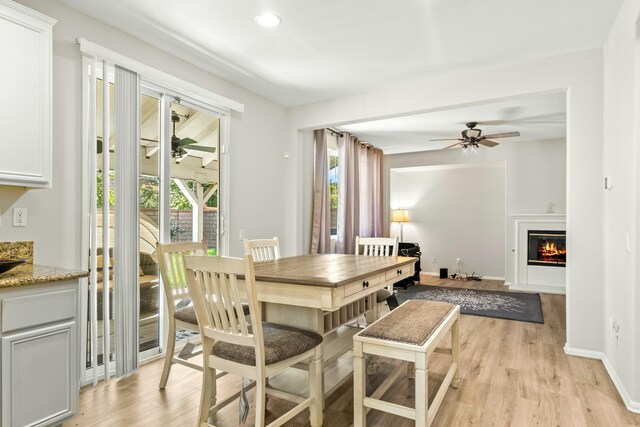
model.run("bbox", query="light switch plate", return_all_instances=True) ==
[625,232,631,252]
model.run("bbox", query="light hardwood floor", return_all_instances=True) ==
[64,275,640,426]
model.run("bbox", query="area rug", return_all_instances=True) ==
[395,285,544,324]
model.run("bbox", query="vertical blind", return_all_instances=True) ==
[114,65,140,377]
[83,52,140,383]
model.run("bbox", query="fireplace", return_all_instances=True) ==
[527,230,566,267]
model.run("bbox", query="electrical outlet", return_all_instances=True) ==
[239,229,245,241]
[13,208,27,227]
[610,318,621,342]
[431,257,437,264]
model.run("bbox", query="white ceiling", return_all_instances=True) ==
[58,1,614,154]
[338,91,567,154]
[58,0,622,108]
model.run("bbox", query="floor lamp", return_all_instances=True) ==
[392,209,410,242]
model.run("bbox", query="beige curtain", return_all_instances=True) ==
[359,144,383,237]
[312,129,384,254]
[311,129,331,253]
[336,133,360,254]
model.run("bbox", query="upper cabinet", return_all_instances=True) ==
[0,0,55,188]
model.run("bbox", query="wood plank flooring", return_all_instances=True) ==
[64,275,640,426]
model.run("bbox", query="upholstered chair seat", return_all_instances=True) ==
[212,322,323,366]
[376,289,392,303]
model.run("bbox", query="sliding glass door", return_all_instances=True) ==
[84,60,226,383]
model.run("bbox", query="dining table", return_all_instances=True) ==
[247,253,418,403]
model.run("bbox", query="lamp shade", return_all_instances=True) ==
[392,209,410,223]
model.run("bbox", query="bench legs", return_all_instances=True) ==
[353,312,461,427]
[415,354,429,427]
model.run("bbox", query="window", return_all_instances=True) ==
[328,133,339,236]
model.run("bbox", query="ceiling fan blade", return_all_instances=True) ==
[443,142,464,149]
[185,145,217,154]
[178,137,198,147]
[478,139,499,147]
[430,138,463,141]
[482,131,520,139]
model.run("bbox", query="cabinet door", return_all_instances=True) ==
[0,1,55,187]
[2,321,77,427]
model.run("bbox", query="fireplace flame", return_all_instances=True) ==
[538,241,566,260]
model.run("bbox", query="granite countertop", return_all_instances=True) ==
[0,240,88,288]
[0,263,88,289]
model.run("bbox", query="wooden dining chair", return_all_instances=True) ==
[355,236,399,316]
[156,241,206,389]
[184,254,324,427]
[243,237,281,262]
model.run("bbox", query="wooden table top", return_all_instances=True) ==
[252,254,416,288]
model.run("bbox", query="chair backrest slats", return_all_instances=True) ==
[355,236,399,257]
[157,241,206,316]
[228,274,250,336]
[185,254,263,353]
[243,237,281,262]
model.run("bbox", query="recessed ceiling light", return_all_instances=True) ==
[255,12,281,28]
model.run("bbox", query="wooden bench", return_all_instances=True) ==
[353,299,461,427]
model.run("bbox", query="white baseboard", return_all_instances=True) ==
[601,356,640,413]
[422,271,439,276]
[563,345,604,360]
[421,272,505,281]
[482,275,506,281]
[508,283,566,295]
[564,345,640,414]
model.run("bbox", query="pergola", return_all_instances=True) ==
[96,90,219,244]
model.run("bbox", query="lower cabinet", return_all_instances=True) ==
[0,281,79,427]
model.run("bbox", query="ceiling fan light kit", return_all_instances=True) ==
[432,121,520,153]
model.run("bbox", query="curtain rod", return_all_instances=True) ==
[326,128,380,150]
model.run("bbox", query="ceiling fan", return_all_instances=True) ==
[431,122,520,152]
[169,110,216,158]
[139,111,217,158]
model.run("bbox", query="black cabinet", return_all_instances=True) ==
[394,242,421,289]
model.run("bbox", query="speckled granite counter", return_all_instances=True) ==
[0,263,88,288]
[0,241,87,288]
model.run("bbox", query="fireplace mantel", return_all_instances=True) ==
[510,213,567,220]
[510,214,566,294]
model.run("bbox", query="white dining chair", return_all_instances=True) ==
[156,241,206,389]
[355,236,399,318]
[184,254,324,427]
[243,237,281,262]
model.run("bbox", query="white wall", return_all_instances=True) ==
[391,162,506,278]
[287,48,604,355]
[0,0,289,267]
[602,0,640,409]
[388,138,566,282]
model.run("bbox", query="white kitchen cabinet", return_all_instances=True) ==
[0,280,79,427]
[0,0,55,188]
